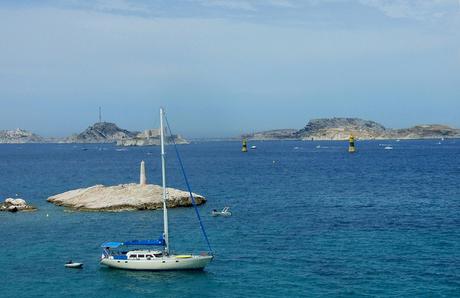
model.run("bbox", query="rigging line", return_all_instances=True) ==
[164,114,213,254]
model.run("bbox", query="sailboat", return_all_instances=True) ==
[100,108,213,271]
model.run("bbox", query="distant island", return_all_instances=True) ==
[0,128,44,144]
[1,118,459,144]
[243,118,460,140]
[0,122,189,145]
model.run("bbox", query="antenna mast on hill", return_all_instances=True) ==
[99,107,102,123]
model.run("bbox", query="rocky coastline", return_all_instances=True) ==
[0,122,190,145]
[243,118,460,141]
[116,129,189,146]
[2,118,459,143]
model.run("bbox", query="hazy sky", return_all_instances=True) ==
[0,0,459,137]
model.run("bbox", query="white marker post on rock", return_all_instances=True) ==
[140,160,147,186]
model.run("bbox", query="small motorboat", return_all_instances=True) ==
[250,145,257,149]
[65,261,83,269]
[211,207,232,217]
[384,146,393,150]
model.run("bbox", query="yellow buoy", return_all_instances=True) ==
[348,135,356,153]
[242,139,248,152]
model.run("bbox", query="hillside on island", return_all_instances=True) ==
[0,128,44,144]
[241,129,298,140]
[117,128,189,146]
[64,122,188,145]
[243,118,460,140]
[64,122,138,143]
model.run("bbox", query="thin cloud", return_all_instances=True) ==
[191,0,297,11]
[359,0,460,20]
[193,0,257,11]
[12,1,459,22]
[92,0,149,13]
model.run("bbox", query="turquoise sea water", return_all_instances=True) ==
[1,140,459,297]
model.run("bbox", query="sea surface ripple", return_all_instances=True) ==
[0,140,459,297]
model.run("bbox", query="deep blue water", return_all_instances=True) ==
[1,140,459,297]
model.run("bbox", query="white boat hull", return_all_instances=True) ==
[101,255,213,271]
[65,263,83,268]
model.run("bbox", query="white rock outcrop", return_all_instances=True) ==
[47,183,206,211]
[1,198,37,212]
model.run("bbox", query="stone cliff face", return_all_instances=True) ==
[296,118,388,140]
[64,122,138,143]
[243,118,460,141]
[394,125,460,139]
[242,129,298,140]
[0,128,44,143]
[116,129,189,146]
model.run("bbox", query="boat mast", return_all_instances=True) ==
[160,107,169,254]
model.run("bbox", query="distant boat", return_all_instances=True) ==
[211,207,232,217]
[384,146,393,150]
[250,145,257,149]
[100,108,213,271]
[316,145,321,149]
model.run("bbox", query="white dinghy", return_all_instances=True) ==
[100,108,213,271]
[65,261,83,269]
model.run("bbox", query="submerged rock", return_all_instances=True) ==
[47,184,205,212]
[1,198,37,212]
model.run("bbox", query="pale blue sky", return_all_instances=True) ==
[0,0,459,137]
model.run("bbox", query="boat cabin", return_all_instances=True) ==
[126,250,163,260]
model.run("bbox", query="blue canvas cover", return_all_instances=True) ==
[123,238,165,246]
[101,235,165,248]
[101,241,123,248]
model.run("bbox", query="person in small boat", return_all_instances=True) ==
[66,260,73,264]
[212,209,217,212]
